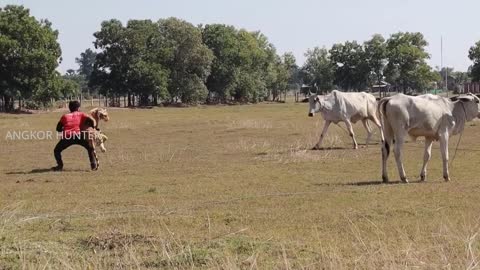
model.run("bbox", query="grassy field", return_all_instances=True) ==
[1,101,480,269]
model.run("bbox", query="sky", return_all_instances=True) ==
[3,0,479,73]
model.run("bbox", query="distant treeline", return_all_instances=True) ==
[1,5,479,111]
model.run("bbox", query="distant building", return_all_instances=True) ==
[464,82,480,94]
[371,81,391,97]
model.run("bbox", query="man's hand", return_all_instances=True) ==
[83,117,95,129]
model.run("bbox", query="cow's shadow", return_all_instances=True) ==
[310,143,380,151]
[346,180,402,186]
[313,180,424,187]
[346,179,424,186]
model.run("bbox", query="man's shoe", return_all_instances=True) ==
[51,166,63,171]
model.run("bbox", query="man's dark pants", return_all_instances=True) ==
[54,133,97,169]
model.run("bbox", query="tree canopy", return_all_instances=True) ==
[468,41,480,82]
[301,32,440,94]
[302,47,334,93]
[0,5,62,111]
[1,4,471,111]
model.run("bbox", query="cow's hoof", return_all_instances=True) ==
[444,177,450,182]
[420,175,426,182]
[312,145,320,150]
[91,163,98,171]
[353,145,358,150]
[401,177,409,183]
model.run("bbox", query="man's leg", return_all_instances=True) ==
[53,139,74,170]
[78,136,98,170]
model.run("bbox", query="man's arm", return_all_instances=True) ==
[83,117,95,129]
[56,115,66,132]
[56,121,63,132]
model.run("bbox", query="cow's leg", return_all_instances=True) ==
[393,133,408,183]
[314,120,331,150]
[362,119,373,146]
[420,138,433,181]
[344,120,358,149]
[381,136,393,183]
[380,113,393,183]
[439,134,450,182]
[80,131,98,170]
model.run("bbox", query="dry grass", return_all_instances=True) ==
[1,101,480,269]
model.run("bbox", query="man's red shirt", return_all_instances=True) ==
[60,111,89,137]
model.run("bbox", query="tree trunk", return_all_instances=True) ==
[4,95,13,112]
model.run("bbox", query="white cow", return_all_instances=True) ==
[378,93,480,183]
[308,90,383,149]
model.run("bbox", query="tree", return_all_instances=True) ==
[0,5,61,111]
[384,32,432,93]
[268,53,297,101]
[452,71,470,84]
[364,34,387,86]
[159,18,213,104]
[330,40,370,91]
[31,74,79,108]
[437,67,470,92]
[468,41,480,82]
[202,24,240,103]
[76,48,96,81]
[276,53,297,101]
[411,63,440,92]
[302,47,334,93]
[59,76,80,98]
[202,24,279,103]
[90,19,169,106]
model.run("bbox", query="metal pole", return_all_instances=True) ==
[441,36,443,95]
[441,36,448,97]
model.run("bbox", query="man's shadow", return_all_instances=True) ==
[6,168,87,175]
[310,146,348,150]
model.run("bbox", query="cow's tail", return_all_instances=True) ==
[377,97,394,153]
[377,98,392,130]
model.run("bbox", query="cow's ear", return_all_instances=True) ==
[315,96,320,102]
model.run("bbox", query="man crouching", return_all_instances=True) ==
[52,101,98,171]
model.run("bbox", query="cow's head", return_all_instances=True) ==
[457,93,480,120]
[91,108,110,122]
[308,94,321,117]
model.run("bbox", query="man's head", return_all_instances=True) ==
[68,101,81,112]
